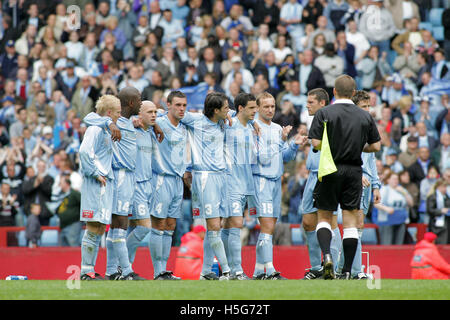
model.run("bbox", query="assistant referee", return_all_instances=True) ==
[308,75,381,280]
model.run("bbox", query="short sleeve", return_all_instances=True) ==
[366,116,381,145]
[308,109,325,141]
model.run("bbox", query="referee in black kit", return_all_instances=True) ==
[308,75,381,280]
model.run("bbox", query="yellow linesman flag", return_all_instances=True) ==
[318,121,337,182]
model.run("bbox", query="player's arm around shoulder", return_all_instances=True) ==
[79,126,103,181]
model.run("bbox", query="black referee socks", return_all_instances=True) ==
[316,227,332,256]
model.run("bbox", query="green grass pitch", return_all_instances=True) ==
[1,280,449,300]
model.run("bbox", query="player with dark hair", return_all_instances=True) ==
[180,92,232,280]
[148,91,189,280]
[221,92,258,280]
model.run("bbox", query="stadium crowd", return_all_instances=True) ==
[0,0,449,247]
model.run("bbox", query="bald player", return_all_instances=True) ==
[126,101,158,269]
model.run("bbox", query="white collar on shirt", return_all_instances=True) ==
[333,99,354,104]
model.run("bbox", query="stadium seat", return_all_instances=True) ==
[17,230,27,247]
[361,228,378,244]
[291,227,304,245]
[419,22,433,32]
[432,26,445,41]
[40,230,59,247]
[429,8,444,26]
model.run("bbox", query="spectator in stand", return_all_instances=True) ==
[311,33,326,58]
[221,4,254,38]
[252,0,280,36]
[0,40,18,80]
[408,146,438,188]
[356,46,391,91]
[426,180,450,244]
[392,18,426,55]
[9,107,28,141]
[431,49,450,81]
[399,135,419,173]
[71,75,100,121]
[14,24,38,57]
[280,80,307,115]
[431,133,450,173]
[384,0,420,32]
[142,70,166,101]
[255,24,274,56]
[197,46,222,83]
[391,95,416,136]
[314,42,344,99]
[273,34,293,66]
[419,165,440,213]
[279,0,304,53]
[374,171,413,245]
[155,46,181,88]
[0,182,19,226]
[56,174,82,247]
[335,30,357,78]
[302,0,324,28]
[296,49,326,95]
[345,19,370,66]
[411,231,450,279]
[79,12,104,44]
[384,148,404,173]
[223,56,254,97]
[416,29,440,57]
[25,203,42,247]
[393,42,421,82]
[22,160,54,226]
[308,15,336,49]
[158,9,185,47]
[173,0,190,27]
[416,121,439,152]
[54,61,80,102]
[323,0,350,32]
[118,65,149,93]
[399,169,420,221]
[443,8,450,60]
[359,0,396,54]
[28,91,56,128]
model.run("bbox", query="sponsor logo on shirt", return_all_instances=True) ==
[82,210,94,218]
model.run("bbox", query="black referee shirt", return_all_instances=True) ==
[308,99,381,167]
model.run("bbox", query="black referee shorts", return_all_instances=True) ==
[313,164,362,212]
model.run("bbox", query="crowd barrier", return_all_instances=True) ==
[1,224,447,280]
